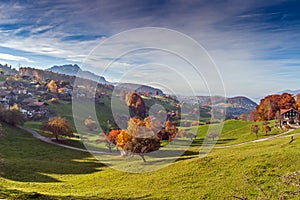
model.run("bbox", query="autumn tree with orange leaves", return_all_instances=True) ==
[104,92,180,162]
[125,92,146,119]
[278,93,296,109]
[41,116,74,141]
[164,120,178,141]
[114,117,162,162]
[115,130,132,149]
[252,93,297,121]
[295,94,300,111]
[106,129,121,145]
[47,80,58,93]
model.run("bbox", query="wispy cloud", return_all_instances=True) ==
[0,53,34,63]
[0,0,299,97]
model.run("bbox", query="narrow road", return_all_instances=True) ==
[215,127,300,149]
[18,126,117,155]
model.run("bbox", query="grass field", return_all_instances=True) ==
[1,120,300,199]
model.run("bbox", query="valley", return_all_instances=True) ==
[0,64,299,199]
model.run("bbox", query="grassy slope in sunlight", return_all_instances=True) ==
[1,122,300,199]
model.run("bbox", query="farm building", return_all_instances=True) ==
[280,108,300,125]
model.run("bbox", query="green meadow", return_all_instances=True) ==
[1,119,300,199]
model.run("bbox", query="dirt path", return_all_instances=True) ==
[215,127,300,149]
[18,126,116,155]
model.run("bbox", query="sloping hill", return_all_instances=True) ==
[222,96,257,117]
[1,122,300,199]
[115,82,164,96]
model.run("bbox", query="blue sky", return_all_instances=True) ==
[0,0,300,98]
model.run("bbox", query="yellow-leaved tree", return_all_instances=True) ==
[115,117,162,162]
[41,116,74,141]
[47,80,57,93]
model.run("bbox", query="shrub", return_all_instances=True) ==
[0,110,26,126]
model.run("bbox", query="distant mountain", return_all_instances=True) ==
[114,83,164,96]
[46,64,108,84]
[224,96,257,117]
[277,89,300,95]
[180,95,257,117]
[0,64,18,75]
[46,64,167,96]
[210,96,257,114]
[227,96,257,108]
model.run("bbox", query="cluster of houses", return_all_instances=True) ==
[20,97,48,118]
[0,72,111,120]
[0,87,50,120]
[0,77,72,120]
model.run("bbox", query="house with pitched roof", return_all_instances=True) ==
[280,108,300,125]
[20,98,49,119]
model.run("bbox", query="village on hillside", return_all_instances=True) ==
[0,65,113,121]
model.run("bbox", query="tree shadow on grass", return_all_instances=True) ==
[190,138,237,146]
[142,149,199,165]
[0,126,106,183]
[0,187,157,200]
[215,138,237,144]
[174,155,198,162]
[148,149,198,158]
[1,156,104,183]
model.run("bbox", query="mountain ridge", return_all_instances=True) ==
[46,64,108,84]
[180,95,257,117]
[277,89,300,95]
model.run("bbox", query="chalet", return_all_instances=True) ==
[30,81,41,89]
[22,97,39,105]
[0,99,9,110]
[21,98,49,119]
[12,87,27,95]
[27,101,47,112]
[30,81,41,85]
[57,92,71,101]
[280,108,300,125]
[39,92,56,101]
[0,90,16,110]
[6,91,18,101]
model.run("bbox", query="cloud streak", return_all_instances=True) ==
[0,0,299,98]
[0,53,34,63]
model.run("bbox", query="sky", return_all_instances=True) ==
[0,0,300,99]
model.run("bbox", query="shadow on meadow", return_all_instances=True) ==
[142,137,236,163]
[0,125,105,183]
[0,187,157,200]
[190,138,237,146]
